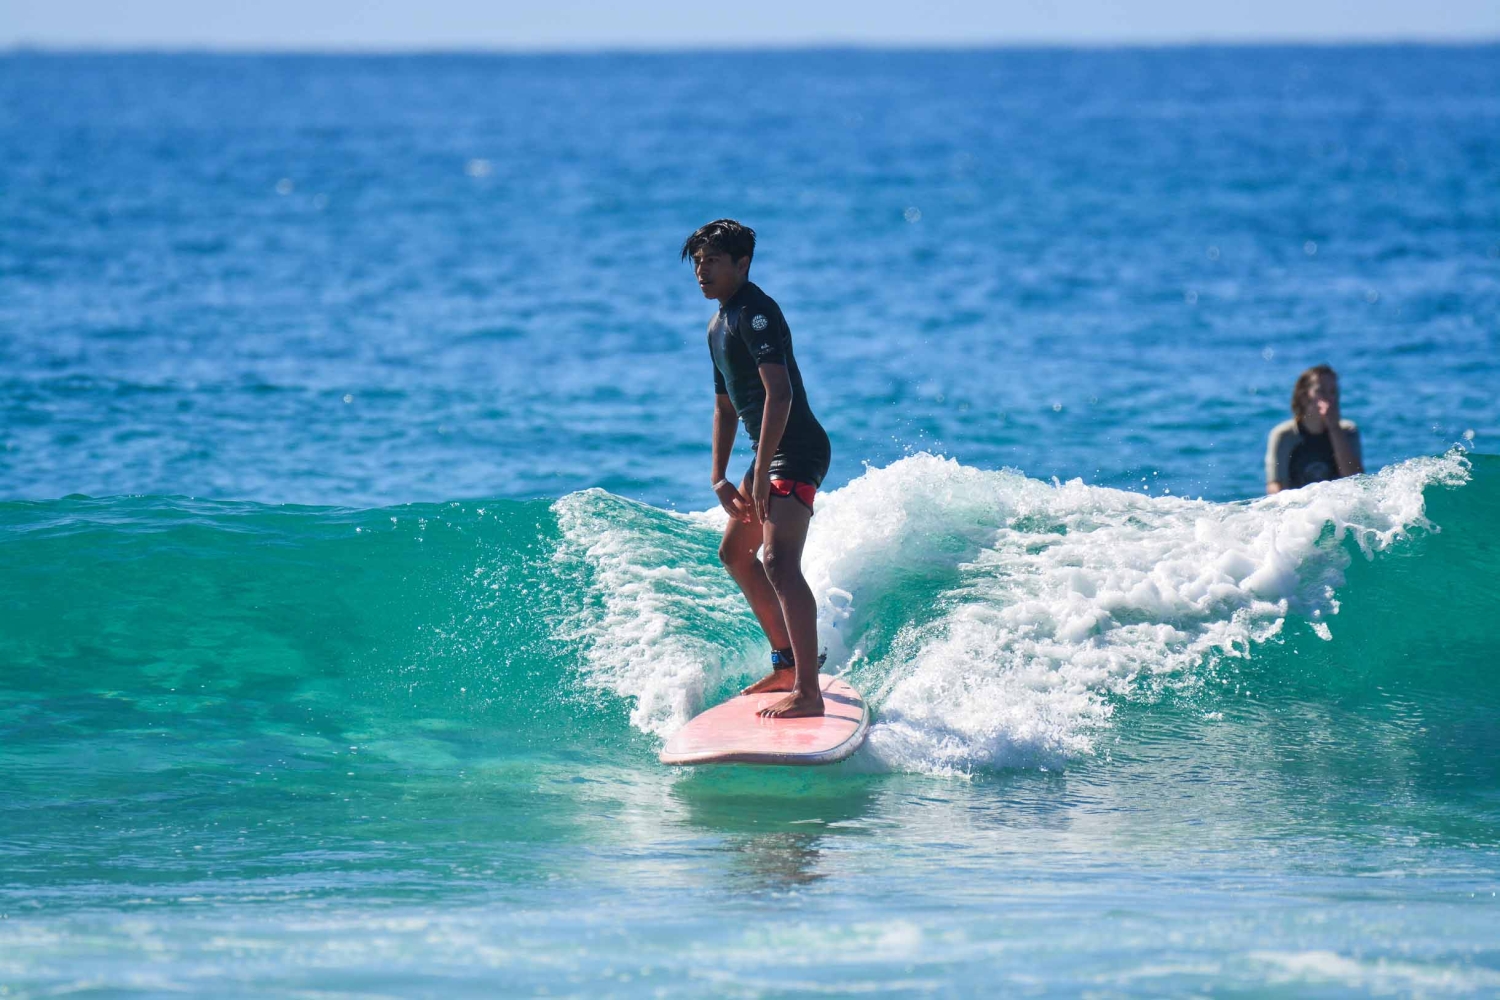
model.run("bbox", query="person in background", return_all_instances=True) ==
[1265,364,1364,493]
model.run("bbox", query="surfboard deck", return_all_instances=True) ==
[659,674,869,766]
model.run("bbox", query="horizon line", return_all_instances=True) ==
[5,36,1500,57]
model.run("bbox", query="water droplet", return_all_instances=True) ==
[903,207,922,223]
[343,394,353,404]
[1051,402,1063,412]
[275,178,294,195]
[1261,347,1275,361]
[1206,245,1220,261]
[1364,289,1380,303]
[1464,429,1476,441]
[1183,289,1198,305]
[465,158,493,178]
[1303,240,1317,256]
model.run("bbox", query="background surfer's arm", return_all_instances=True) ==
[712,392,738,486]
[753,364,794,477]
[1330,423,1364,477]
[1265,425,1294,495]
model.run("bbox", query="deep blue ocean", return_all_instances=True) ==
[2,47,1499,997]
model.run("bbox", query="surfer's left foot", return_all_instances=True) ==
[742,649,825,695]
[758,689,825,718]
[743,648,796,694]
[741,667,795,695]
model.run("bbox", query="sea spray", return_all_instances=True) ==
[843,452,1469,773]
[551,489,760,737]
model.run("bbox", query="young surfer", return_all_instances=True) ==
[1265,364,1364,493]
[684,219,831,719]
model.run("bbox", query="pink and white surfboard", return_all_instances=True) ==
[659,674,869,766]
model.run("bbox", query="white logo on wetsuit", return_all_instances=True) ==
[751,314,768,331]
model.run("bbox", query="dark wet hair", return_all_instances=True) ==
[1291,364,1338,419]
[681,219,756,262]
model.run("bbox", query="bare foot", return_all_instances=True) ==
[758,689,825,718]
[741,667,795,695]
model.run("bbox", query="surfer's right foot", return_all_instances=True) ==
[758,688,825,719]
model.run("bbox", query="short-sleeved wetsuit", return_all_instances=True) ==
[1265,418,1362,489]
[709,281,831,488]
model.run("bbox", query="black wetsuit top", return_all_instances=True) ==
[709,281,831,486]
[1286,427,1339,487]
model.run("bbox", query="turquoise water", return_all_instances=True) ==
[3,48,1500,996]
[2,454,1498,994]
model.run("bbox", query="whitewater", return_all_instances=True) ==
[558,449,1470,771]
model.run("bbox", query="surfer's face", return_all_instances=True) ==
[692,248,749,300]
[1304,375,1337,413]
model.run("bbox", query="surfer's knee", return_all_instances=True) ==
[719,536,753,570]
[762,542,802,592]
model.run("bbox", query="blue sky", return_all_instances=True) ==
[2,0,1496,49]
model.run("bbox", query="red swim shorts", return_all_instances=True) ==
[769,478,817,513]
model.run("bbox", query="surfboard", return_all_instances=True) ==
[659,674,869,766]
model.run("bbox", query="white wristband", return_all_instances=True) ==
[713,478,731,491]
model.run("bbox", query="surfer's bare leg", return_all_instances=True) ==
[719,504,795,692]
[758,495,824,719]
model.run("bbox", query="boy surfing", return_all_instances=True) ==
[684,219,831,719]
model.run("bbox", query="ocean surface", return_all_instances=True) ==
[2,46,1499,996]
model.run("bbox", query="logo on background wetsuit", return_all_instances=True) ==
[751,314,768,331]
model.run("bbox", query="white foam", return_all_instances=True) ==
[1249,949,1500,993]
[555,453,1468,774]
[552,489,752,737]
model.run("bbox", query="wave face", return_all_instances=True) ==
[558,451,1481,775]
[0,451,1486,784]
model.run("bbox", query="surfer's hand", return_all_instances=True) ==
[1311,381,1340,426]
[714,479,752,523]
[751,471,771,523]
